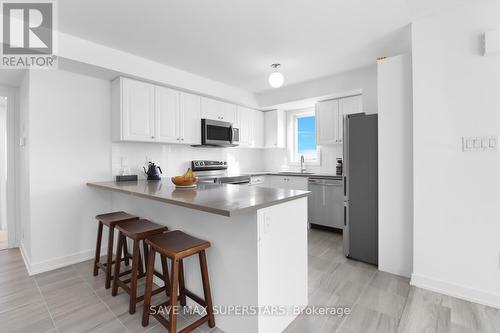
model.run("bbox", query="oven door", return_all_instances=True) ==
[202,119,234,146]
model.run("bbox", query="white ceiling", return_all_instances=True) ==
[58,0,415,93]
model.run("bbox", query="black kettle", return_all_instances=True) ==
[143,162,162,180]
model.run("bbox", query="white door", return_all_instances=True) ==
[180,92,201,145]
[155,86,180,143]
[121,78,155,141]
[338,95,362,143]
[315,99,340,145]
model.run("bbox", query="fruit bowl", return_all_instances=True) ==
[171,176,198,187]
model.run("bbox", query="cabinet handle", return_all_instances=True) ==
[151,136,155,139]
[181,138,184,141]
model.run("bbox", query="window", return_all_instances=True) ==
[287,108,320,164]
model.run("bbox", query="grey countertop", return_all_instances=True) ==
[87,180,310,217]
[240,171,343,179]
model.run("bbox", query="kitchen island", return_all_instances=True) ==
[87,180,309,333]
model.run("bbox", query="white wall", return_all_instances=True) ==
[412,0,500,307]
[256,65,378,113]
[111,143,266,178]
[18,73,31,257]
[377,54,413,278]
[23,69,112,269]
[263,145,341,174]
[58,33,258,109]
[0,96,6,230]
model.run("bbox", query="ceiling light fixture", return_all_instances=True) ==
[268,63,284,88]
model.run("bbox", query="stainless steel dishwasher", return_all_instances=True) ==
[308,177,344,229]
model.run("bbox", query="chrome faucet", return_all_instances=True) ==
[300,155,306,173]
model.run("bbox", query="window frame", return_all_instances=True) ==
[286,108,321,166]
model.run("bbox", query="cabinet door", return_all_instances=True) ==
[338,95,362,143]
[222,102,237,123]
[264,110,277,147]
[121,78,155,141]
[237,106,252,147]
[316,99,340,145]
[287,177,308,191]
[155,86,180,143]
[268,176,290,189]
[252,110,265,148]
[201,97,222,120]
[179,92,201,145]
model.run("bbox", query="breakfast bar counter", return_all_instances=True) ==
[87,180,309,217]
[87,180,309,333]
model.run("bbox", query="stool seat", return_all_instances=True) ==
[96,211,138,226]
[116,219,168,240]
[147,231,210,258]
[143,230,215,332]
[113,219,169,315]
[93,211,138,289]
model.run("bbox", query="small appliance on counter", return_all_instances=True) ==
[336,158,343,176]
[143,162,162,180]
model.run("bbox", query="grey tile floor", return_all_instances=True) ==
[1,228,499,332]
[284,228,500,333]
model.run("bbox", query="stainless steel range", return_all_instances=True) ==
[192,160,251,184]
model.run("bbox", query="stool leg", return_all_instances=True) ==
[93,221,103,276]
[123,240,130,266]
[178,259,187,306]
[142,248,156,327]
[142,241,149,273]
[169,258,180,333]
[105,225,115,289]
[199,250,215,328]
[112,233,124,296]
[129,239,140,314]
[161,256,170,298]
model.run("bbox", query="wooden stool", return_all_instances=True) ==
[93,211,139,289]
[142,230,215,332]
[112,219,169,314]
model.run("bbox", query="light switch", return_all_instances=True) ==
[462,135,499,152]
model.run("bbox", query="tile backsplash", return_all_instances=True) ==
[112,142,266,178]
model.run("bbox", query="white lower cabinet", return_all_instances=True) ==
[266,175,308,190]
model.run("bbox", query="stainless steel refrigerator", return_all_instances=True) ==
[343,113,378,265]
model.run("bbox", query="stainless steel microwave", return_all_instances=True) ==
[201,119,239,146]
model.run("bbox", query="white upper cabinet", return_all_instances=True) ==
[237,106,252,147]
[264,110,285,148]
[252,110,265,148]
[315,95,362,145]
[237,107,265,148]
[179,92,201,145]
[201,97,236,123]
[316,99,340,145]
[338,95,363,143]
[117,78,156,142]
[155,86,180,143]
[113,77,202,145]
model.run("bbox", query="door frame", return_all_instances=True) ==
[0,86,19,248]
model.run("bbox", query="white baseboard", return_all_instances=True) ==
[411,273,500,309]
[19,243,108,276]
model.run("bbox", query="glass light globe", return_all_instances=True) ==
[268,71,284,88]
